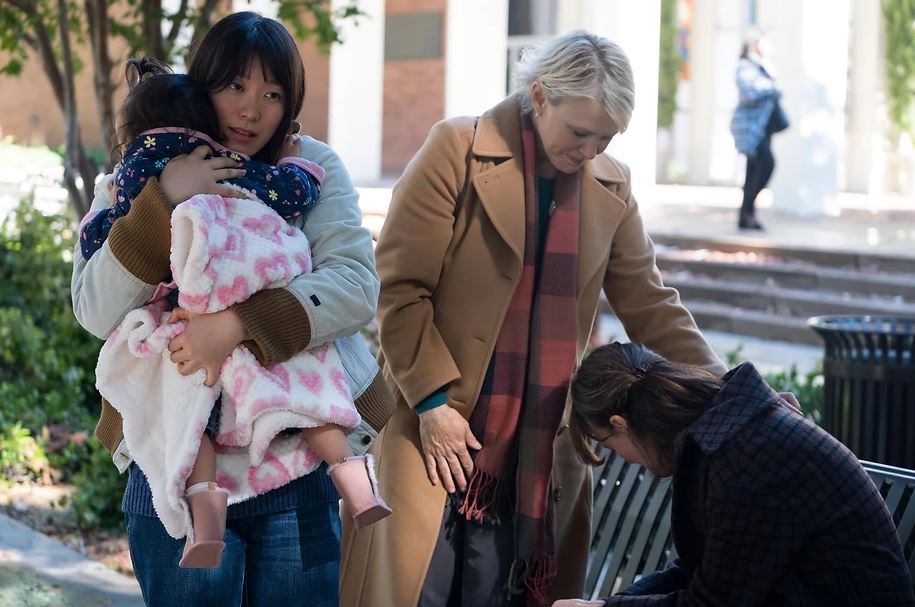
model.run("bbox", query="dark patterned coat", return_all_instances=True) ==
[606,363,914,606]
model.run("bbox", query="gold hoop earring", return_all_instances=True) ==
[289,120,302,135]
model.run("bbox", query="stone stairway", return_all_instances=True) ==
[649,234,915,346]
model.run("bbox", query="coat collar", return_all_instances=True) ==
[472,96,627,185]
[687,363,784,454]
[470,95,631,283]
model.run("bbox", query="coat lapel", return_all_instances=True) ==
[471,98,526,263]
[469,95,632,288]
[577,157,627,296]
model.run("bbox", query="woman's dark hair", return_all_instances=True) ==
[114,58,221,162]
[569,343,723,475]
[187,11,306,164]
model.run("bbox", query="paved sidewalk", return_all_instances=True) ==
[642,194,915,260]
[361,183,915,259]
[0,513,143,607]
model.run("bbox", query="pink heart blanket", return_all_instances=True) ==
[95,193,360,540]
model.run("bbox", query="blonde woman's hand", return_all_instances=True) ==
[159,145,246,205]
[167,308,247,387]
[418,404,482,493]
[779,392,803,416]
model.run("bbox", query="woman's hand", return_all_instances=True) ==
[779,392,803,416]
[279,134,302,159]
[418,404,482,493]
[167,308,247,387]
[552,600,604,607]
[159,145,247,205]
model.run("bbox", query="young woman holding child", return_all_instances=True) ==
[71,11,391,606]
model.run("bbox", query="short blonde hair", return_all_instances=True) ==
[515,30,635,132]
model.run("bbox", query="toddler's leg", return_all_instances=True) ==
[180,433,228,569]
[187,434,217,487]
[301,424,353,465]
[304,424,392,529]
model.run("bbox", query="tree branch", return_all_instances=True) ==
[188,0,223,57]
[86,0,115,169]
[165,0,189,47]
[56,0,95,211]
[142,0,164,58]
[8,0,66,111]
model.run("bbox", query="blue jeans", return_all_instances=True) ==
[126,503,341,607]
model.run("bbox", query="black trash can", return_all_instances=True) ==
[808,316,915,469]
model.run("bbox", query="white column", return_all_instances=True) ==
[445,0,509,117]
[585,0,661,203]
[685,0,717,184]
[707,0,749,184]
[846,0,883,194]
[555,0,585,33]
[328,0,385,185]
[764,0,850,215]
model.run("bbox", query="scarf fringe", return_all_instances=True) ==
[507,556,558,605]
[457,468,508,524]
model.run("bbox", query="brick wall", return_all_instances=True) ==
[0,23,329,154]
[382,0,446,176]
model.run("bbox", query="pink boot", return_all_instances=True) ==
[179,481,228,569]
[328,454,392,529]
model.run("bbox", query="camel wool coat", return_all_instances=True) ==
[339,96,726,607]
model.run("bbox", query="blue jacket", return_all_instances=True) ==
[607,363,914,606]
[729,58,780,155]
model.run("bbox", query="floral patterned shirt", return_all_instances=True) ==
[80,127,324,260]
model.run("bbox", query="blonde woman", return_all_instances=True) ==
[340,31,727,607]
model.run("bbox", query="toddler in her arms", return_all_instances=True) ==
[82,59,391,570]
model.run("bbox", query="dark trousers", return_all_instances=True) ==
[418,495,524,607]
[741,132,775,218]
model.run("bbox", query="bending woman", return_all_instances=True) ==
[341,31,726,607]
[560,342,914,607]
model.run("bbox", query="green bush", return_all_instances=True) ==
[725,346,824,422]
[0,197,125,530]
[763,363,825,424]
[62,438,126,530]
[0,423,48,486]
[0,200,102,429]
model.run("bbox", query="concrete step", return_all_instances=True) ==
[651,234,915,275]
[665,277,915,319]
[681,300,824,346]
[596,294,823,346]
[657,250,915,302]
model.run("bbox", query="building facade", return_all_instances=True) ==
[1,0,909,213]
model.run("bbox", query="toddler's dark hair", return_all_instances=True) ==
[113,58,222,162]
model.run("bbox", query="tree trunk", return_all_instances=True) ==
[143,0,164,58]
[57,0,96,218]
[86,0,115,172]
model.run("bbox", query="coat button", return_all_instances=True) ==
[553,486,562,502]
[361,435,371,445]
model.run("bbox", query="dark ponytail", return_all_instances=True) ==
[113,57,222,163]
[570,343,723,474]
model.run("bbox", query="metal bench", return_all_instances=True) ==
[864,461,915,582]
[583,453,915,600]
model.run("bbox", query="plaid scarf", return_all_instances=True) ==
[459,111,581,605]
